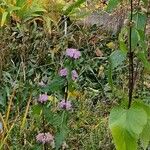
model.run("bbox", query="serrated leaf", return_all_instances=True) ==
[45,113,62,127]
[41,76,65,93]
[55,130,68,150]
[109,107,147,150]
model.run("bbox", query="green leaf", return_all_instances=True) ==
[109,50,126,69]
[7,6,21,13]
[1,11,8,27]
[31,105,42,116]
[45,112,62,127]
[137,51,150,72]
[107,50,126,90]
[107,0,121,12]
[142,0,148,5]
[133,12,147,31]
[118,27,128,53]
[54,111,69,150]
[140,120,150,150]
[109,107,147,150]
[119,41,128,53]
[133,102,150,149]
[55,129,68,150]
[64,0,86,15]
[131,28,139,49]
[41,76,65,93]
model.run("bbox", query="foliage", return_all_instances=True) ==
[0,0,150,149]
[109,102,150,150]
[107,0,150,149]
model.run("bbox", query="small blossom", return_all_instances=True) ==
[66,48,81,59]
[38,94,48,103]
[36,132,54,144]
[72,70,78,80]
[73,50,81,59]
[59,68,68,77]
[66,48,74,58]
[58,99,72,110]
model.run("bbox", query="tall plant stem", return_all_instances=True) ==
[42,106,47,150]
[128,0,134,109]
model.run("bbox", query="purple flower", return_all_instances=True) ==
[36,132,54,144]
[66,48,74,58]
[59,68,68,77]
[72,70,78,80]
[38,94,48,103]
[58,99,72,110]
[66,48,81,59]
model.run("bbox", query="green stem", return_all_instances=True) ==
[42,106,47,150]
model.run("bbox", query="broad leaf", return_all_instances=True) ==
[109,107,147,150]
[41,76,65,93]
[109,50,126,69]
[134,102,150,149]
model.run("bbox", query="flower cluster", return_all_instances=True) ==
[36,132,54,144]
[36,48,80,146]
[59,48,80,80]
[59,68,68,77]
[66,48,81,59]
[38,94,48,103]
[59,68,78,81]
[58,99,72,110]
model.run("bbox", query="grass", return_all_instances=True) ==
[0,5,150,149]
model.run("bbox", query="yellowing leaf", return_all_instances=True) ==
[1,12,8,27]
[106,42,116,49]
[68,90,82,99]
[48,96,58,102]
